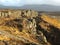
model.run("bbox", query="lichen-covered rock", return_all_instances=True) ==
[0,9,60,45]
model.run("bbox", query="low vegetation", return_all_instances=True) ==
[0,9,59,45]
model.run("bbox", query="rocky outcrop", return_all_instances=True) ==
[0,9,60,45]
[0,9,38,18]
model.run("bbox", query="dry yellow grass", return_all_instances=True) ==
[0,17,40,45]
[41,14,60,29]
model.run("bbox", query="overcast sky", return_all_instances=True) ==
[0,0,60,6]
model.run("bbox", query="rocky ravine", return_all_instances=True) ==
[0,9,59,45]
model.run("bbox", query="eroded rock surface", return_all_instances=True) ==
[0,9,60,45]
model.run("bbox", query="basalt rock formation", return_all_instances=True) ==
[0,9,59,45]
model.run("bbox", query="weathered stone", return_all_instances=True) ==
[0,9,60,45]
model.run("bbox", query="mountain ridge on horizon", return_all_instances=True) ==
[0,4,60,12]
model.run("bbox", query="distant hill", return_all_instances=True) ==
[0,5,20,9]
[20,5,60,12]
[0,4,60,12]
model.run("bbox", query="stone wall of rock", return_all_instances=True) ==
[0,9,38,18]
[0,9,60,45]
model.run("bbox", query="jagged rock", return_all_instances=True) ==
[0,9,60,45]
[0,9,38,19]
